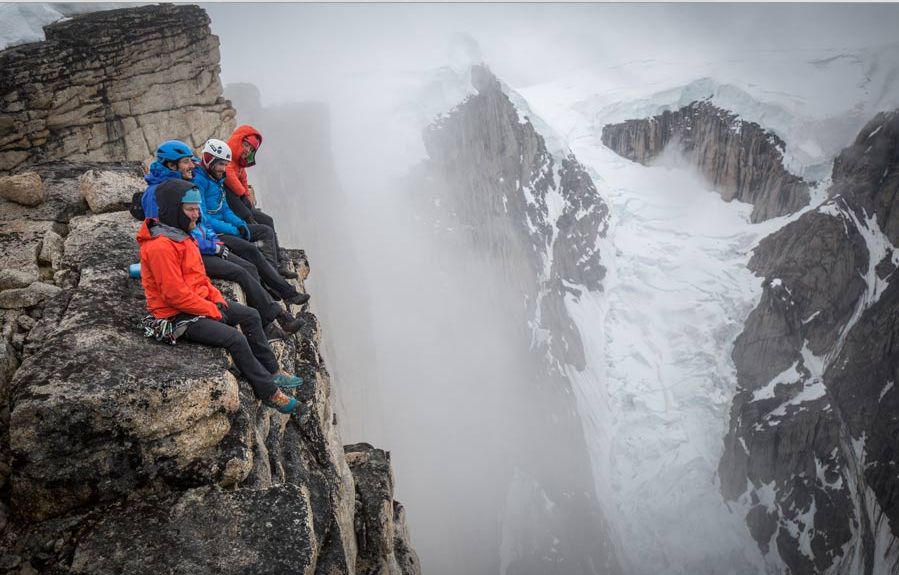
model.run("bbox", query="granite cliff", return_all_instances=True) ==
[0,6,419,575]
[601,101,810,222]
[0,4,236,174]
[719,110,899,574]
[412,65,620,575]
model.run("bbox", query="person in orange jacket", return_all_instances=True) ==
[136,178,302,415]
[223,124,294,279]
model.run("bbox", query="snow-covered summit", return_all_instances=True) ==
[522,42,899,182]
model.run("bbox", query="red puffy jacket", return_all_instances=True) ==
[224,124,263,198]
[136,220,225,320]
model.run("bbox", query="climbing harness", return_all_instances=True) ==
[140,314,203,346]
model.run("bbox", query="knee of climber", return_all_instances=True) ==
[243,306,262,325]
[223,329,249,352]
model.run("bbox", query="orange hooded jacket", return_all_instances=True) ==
[136,220,226,320]
[224,124,263,198]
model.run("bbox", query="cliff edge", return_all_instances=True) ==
[0,6,420,575]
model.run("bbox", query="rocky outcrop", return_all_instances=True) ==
[422,67,607,371]
[0,5,418,572]
[345,443,421,575]
[0,4,236,174]
[68,484,317,574]
[828,110,899,244]
[77,168,144,214]
[719,110,899,573]
[417,65,619,574]
[602,101,810,222]
[0,158,418,574]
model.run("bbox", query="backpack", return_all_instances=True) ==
[129,191,145,221]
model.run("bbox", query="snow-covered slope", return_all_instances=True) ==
[516,45,899,574]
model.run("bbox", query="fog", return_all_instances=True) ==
[204,4,899,574]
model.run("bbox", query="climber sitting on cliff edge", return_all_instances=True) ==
[223,124,295,279]
[136,178,303,415]
[193,137,307,304]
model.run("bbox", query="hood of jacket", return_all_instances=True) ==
[145,161,182,186]
[227,124,263,168]
[136,219,190,245]
[156,179,201,234]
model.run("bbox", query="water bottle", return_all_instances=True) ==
[129,263,141,279]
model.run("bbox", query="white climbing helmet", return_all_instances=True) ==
[201,138,232,168]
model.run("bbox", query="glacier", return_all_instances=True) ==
[515,45,899,574]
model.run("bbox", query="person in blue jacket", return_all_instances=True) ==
[140,140,306,336]
[193,139,308,306]
[193,139,294,279]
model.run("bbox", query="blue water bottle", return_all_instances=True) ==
[129,263,141,279]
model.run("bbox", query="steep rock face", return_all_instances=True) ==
[0,4,236,174]
[69,484,318,574]
[345,443,421,575]
[0,3,420,566]
[0,160,420,574]
[602,101,810,222]
[417,65,618,574]
[719,110,899,574]
[828,110,899,245]
[422,67,607,372]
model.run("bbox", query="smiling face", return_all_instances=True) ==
[177,157,194,180]
[181,203,200,231]
[210,160,229,180]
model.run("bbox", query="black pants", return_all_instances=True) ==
[201,254,282,325]
[227,252,259,280]
[246,223,279,267]
[226,188,281,258]
[220,235,298,301]
[181,301,278,399]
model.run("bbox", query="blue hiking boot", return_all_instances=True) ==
[262,389,300,415]
[274,373,303,389]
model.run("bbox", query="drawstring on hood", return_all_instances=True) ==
[156,179,202,234]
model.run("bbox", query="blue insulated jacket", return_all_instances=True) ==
[141,161,181,220]
[193,165,248,236]
[140,162,221,255]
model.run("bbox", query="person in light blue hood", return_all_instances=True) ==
[139,140,306,337]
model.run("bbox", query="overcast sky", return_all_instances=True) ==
[205,3,899,106]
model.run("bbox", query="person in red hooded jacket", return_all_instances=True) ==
[136,179,303,415]
[223,125,295,279]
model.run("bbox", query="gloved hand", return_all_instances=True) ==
[216,301,229,313]
[237,225,252,242]
[215,243,230,259]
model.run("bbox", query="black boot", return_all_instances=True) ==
[276,310,306,334]
[265,323,288,342]
[278,262,299,279]
[284,292,310,306]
